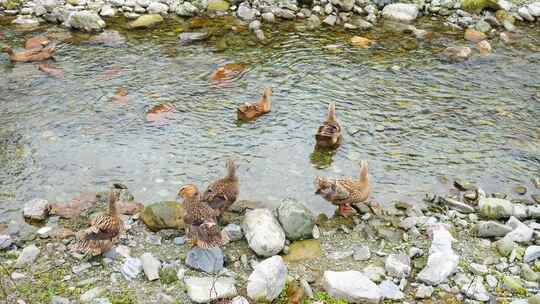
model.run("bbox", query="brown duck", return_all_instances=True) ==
[69,184,124,256]
[237,87,272,121]
[202,159,239,216]
[25,35,50,50]
[179,184,224,249]
[315,101,342,148]
[2,45,56,63]
[315,160,370,217]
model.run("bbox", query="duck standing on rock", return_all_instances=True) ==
[202,159,239,217]
[237,87,272,121]
[314,160,370,217]
[315,101,342,149]
[2,44,56,63]
[179,184,224,249]
[69,184,124,256]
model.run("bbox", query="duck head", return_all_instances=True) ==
[178,184,199,200]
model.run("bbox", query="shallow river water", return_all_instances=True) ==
[0,16,539,226]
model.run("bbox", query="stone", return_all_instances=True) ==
[442,46,471,61]
[518,6,535,21]
[80,287,105,303]
[417,224,459,285]
[379,280,404,300]
[15,244,40,268]
[121,257,142,280]
[185,247,224,274]
[23,198,49,221]
[141,201,185,231]
[470,263,488,275]
[249,20,261,32]
[243,209,285,257]
[87,30,126,46]
[350,16,373,30]
[127,14,163,29]
[495,237,515,257]
[528,205,540,219]
[504,216,533,243]
[231,296,249,304]
[306,15,321,29]
[64,11,106,32]
[237,2,256,21]
[350,36,373,48]
[222,224,243,241]
[385,254,411,278]
[443,198,475,213]
[528,3,540,16]
[513,204,528,219]
[262,12,275,22]
[415,285,433,298]
[502,19,515,32]
[147,2,168,14]
[524,246,540,263]
[462,276,490,301]
[175,2,198,16]
[12,16,40,25]
[532,195,540,204]
[323,14,337,26]
[478,197,514,219]
[353,245,371,261]
[486,275,498,288]
[275,8,296,19]
[0,235,12,249]
[254,30,265,42]
[283,239,322,262]
[72,263,92,274]
[475,19,491,32]
[502,276,525,293]
[277,199,315,241]
[207,0,229,11]
[140,252,161,281]
[521,264,539,282]
[179,32,209,44]
[185,276,237,303]
[322,271,381,303]
[100,5,115,17]
[247,256,287,302]
[328,250,354,260]
[381,3,418,23]
[464,28,486,42]
[51,296,70,304]
[476,221,513,238]
[363,265,386,283]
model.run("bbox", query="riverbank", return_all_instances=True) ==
[1,181,540,303]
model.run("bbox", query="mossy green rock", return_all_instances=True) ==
[283,239,322,262]
[128,14,164,29]
[461,0,501,12]
[141,201,185,231]
[502,276,526,295]
[478,197,513,219]
[207,0,229,11]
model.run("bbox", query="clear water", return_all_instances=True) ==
[1,16,539,227]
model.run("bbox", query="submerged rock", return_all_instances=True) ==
[185,276,237,303]
[381,3,419,22]
[442,46,471,62]
[247,256,287,302]
[15,244,40,268]
[127,14,163,29]
[23,198,49,221]
[417,224,459,285]
[322,270,381,303]
[64,11,106,32]
[185,247,224,274]
[350,36,374,48]
[178,32,209,44]
[243,208,285,257]
[464,28,487,42]
[276,198,315,241]
[141,201,185,231]
[478,197,514,219]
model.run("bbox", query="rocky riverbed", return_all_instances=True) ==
[1,180,540,303]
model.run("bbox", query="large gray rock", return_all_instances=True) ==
[185,247,224,274]
[322,270,381,303]
[127,14,164,29]
[243,209,285,257]
[64,11,106,32]
[524,246,540,263]
[15,244,40,268]
[503,216,533,243]
[140,252,161,281]
[478,197,514,219]
[385,254,411,278]
[381,3,418,23]
[185,276,237,303]
[23,198,49,221]
[0,235,12,250]
[417,224,459,285]
[476,221,513,238]
[276,198,315,241]
[121,257,142,280]
[247,256,287,302]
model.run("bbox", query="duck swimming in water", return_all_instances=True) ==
[237,87,272,121]
[315,101,342,149]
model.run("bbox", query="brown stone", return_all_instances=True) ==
[477,40,492,55]
[350,36,374,48]
[465,28,487,43]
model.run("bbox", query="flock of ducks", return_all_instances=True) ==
[5,35,371,255]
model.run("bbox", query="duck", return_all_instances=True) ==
[69,184,124,256]
[25,35,50,50]
[2,44,56,63]
[315,101,342,149]
[111,87,129,104]
[314,160,370,217]
[202,159,239,216]
[237,87,272,121]
[178,184,224,249]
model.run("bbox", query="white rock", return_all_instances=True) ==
[223,224,243,241]
[503,216,533,243]
[243,209,285,257]
[100,5,115,16]
[486,275,498,289]
[140,252,160,281]
[11,272,26,280]
[147,2,168,14]
[381,3,419,23]
[379,280,404,300]
[353,245,371,261]
[237,2,256,21]
[322,271,381,303]
[231,296,249,304]
[121,257,142,280]
[185,276,237,303]
[80,287,105,303]
[0,235,13,250]
[513,204,528,219]
[15,244,40,268]
[415,284,433,298]
[417,224,459,285]
[518,6,535,21]
[247,256,287,302]
[528,205,540,219]
[462,276,490,302]
[470,263,488,275]
[476,221,513,238]
[362,265,385,283]
[527,2,540,16]
[23,198,49,221]
[524,246,540,263]
[385,254,411,278]
[64,11,106,32]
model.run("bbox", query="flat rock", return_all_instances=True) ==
[276,198,315,241]
[127,14,163,29]
[15,244,40,268]
[524,246,540,263]
[243,208,285,257]
[23,198,49,221]
[185,247,224,274]
[140,252,161,281]
[381,3,419,23]
[443,197,475,213]
[121,257,142,280]
[379,280,404,300]
[247,256,287,302]
[417,224,459,285]
[476,221,513,237]
[322,270,381,303]
[185,276,237,303]
[207,0,229,11]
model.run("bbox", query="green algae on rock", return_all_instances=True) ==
[141,201,185,231]
[127,14,165,29]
